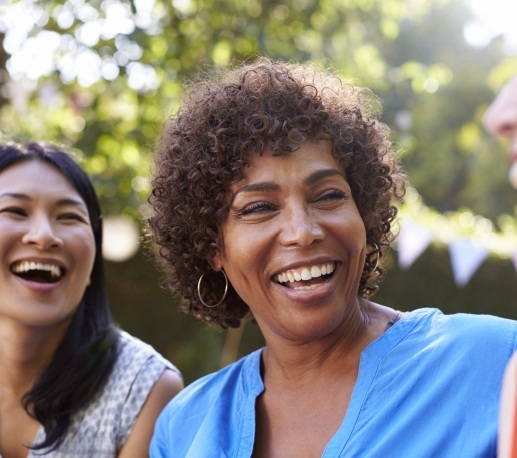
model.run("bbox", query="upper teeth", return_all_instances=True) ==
[274,262,335,283]
[12,261,61,278]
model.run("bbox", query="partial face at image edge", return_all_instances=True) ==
[483,75,517,189]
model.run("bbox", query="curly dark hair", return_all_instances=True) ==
[149,58,406,329]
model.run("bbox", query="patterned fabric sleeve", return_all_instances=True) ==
[29,331,180,457]
[112,331,179,450]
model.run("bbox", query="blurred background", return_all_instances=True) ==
[0,0,516,384]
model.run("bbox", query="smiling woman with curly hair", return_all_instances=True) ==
[149,58,517,458]
[150,58,403,328]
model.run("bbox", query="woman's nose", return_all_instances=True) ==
[484,98,517,140]
[279,206,325,247]
[22,217,63,250]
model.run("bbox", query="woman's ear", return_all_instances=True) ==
[211,251,223,271]
[211,237,225,271]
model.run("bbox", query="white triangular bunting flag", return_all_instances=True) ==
[396,220,433,270]
[449,239,488,287]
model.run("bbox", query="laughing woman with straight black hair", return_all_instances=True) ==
[0,141,183,458]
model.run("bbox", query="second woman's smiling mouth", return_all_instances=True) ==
[273,261,336,289]
[11,260,64,283]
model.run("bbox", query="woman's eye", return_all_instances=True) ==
[59,213,87,222]
[317,190,346,202]
[0,207,26,216]
[240,202,275,216]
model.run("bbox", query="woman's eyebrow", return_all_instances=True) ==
[304,169,345,186]
[230,169,345,203]
[56,197,86,208]
[0,192,31,200]
[230,182,279,203]
[0,193,85,208]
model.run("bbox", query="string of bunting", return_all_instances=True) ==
[394,187,517,286]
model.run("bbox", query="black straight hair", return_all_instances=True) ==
[0,141,119,451]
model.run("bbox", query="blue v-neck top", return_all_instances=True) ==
[151,308,517,457]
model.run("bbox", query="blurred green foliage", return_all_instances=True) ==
[1,0,516,382]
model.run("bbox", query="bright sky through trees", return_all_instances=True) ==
[465,0,517,49]
[0,1,158,88]
[0,0,515,88]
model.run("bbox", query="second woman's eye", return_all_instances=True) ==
[316,189,346,202]
[0,206,27,217]
[239,201,276,216]
[59,213,88,223]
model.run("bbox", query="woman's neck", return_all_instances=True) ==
[259,300,397,387]
[0,320,66,396]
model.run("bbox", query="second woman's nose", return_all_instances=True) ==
[279,205,325,247]
[21,216,64,250]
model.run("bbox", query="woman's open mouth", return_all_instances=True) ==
[273,262,335,289]
[11,261,64,284]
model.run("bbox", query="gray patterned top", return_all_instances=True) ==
[26,331,180,457]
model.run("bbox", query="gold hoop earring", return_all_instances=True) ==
[197,270,228,308]
[364,242,380,276]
